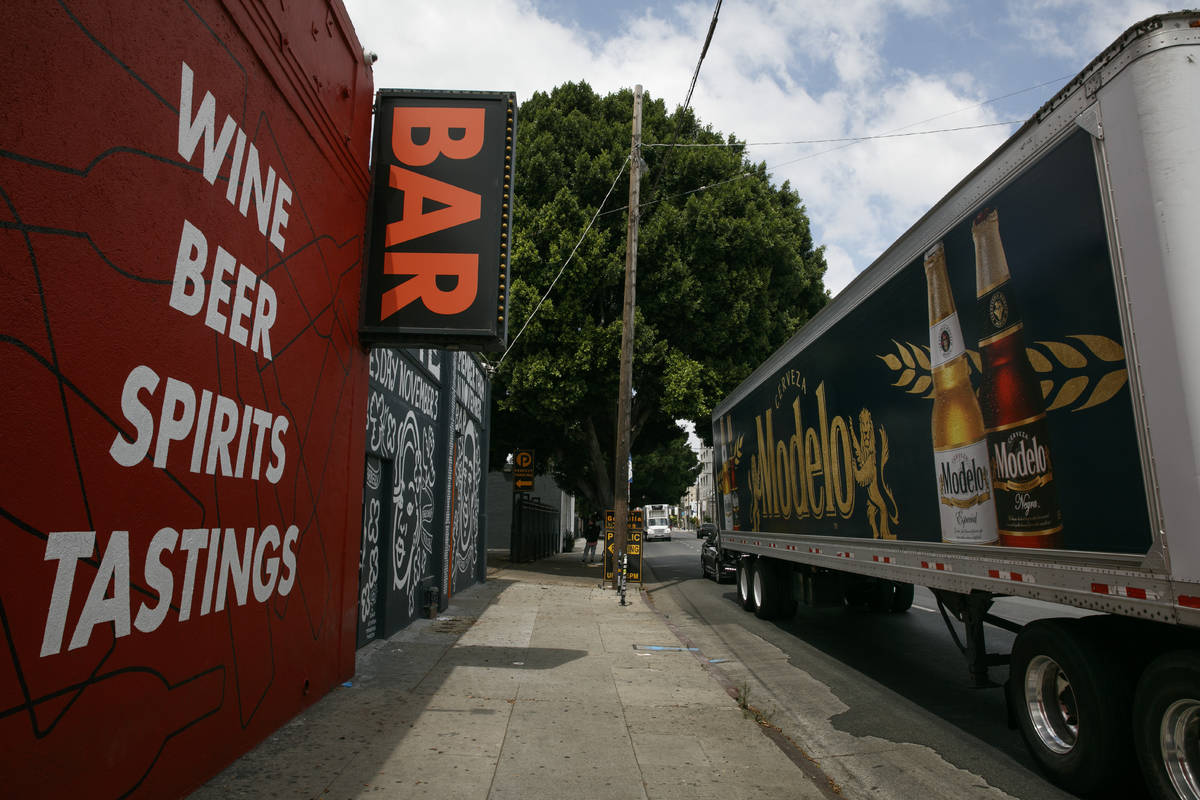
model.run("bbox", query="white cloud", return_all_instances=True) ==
[1005,0,1165,61]
[820,245,860,297]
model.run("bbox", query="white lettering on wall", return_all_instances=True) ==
[177,62,293,252]
[109,365,289,483]
[170,219,276,360]
[41,524,300,657]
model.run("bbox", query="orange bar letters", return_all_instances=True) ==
[380,252,479,317]
[386,166,481,245]
[392,107,485,166]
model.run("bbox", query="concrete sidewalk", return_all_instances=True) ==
[191,543,834,799]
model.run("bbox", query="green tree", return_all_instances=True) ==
[630,435,701,508]
[492,82,828,511]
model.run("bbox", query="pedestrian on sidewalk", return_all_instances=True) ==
[581,514,601,563]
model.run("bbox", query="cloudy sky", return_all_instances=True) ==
[344,0,1160,296]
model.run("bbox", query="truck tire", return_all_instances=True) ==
[860,580,913,612]
[737,558,756,612]
[1008,618,1133,795]
[1132,650,1200,800]
[753,558,795,620]
[889,582,915,613]
[866,581,897,612]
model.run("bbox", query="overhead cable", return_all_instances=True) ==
[496,1,724,368]
[682,0,722,114]
[644,119,1022,148]
[602,118,1021,217]
[643,0,723,214]
[494,155,632,368]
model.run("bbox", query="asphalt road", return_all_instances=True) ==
[641,532,1148,800]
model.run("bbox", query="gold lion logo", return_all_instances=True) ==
[989,291,1008,330]
[850,409,900,540]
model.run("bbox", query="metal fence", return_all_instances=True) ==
[510,496,560,562]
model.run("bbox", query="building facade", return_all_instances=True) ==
[0,2,490,796]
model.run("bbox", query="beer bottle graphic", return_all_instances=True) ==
[925,243,999,544]
[973,209,1062,548]
[719,414,738,530]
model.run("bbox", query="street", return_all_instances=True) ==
[641,533,1147,800]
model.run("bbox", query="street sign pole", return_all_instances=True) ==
[512,449,535,562]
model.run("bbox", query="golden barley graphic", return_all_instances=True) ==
[879,334,1127,412]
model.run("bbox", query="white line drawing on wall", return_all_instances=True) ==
[360,495,380,623]
[394,409,437,615]
[367,390,398,456]
[453,416,480,580]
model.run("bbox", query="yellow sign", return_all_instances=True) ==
[513,449,535,492]
[602,509,643,583]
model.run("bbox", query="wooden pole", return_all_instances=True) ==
[612,84,643,586]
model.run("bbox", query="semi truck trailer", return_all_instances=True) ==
[711,12,1200,800]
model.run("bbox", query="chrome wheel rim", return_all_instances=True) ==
[1024,654,1078,755]
[752,568,764,608]
[738,564,750,601]
[1161,698,1200,800]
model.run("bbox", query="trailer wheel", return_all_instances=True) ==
[888,582,914,613]
[866,581,893,612]
[737,558,756,612]
[1133,650,1200,800]
[751,559,773,619]
[752,559,795,620]
[843,580,870,608]
[1008,619,1133,795]
[861,580,912,612]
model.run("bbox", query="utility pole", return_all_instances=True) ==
[612,84,642,587]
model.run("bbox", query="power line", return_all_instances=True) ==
[603,118,1021,216]
[497,0,726,368]
[682,0,722,114]
[889,74,1073,133]
[644,119,1022,148]
[495,155,632,369]
[622,71,1069,217]
[643,0,724,219]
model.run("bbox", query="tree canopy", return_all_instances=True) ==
[492,82,828,512]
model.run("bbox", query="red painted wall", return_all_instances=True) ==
[0,1,374,796]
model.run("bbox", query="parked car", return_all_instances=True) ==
[697,522,716,539]
[700,528,738,583]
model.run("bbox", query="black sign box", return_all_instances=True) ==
[361,89,515,351]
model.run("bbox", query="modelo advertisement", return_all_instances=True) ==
[714,129,1152,555]
[0,1,373,797]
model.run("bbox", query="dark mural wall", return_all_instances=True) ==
[450,352,488,596]
[360,348,488,644]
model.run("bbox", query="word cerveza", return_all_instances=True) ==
[41,524,299,657]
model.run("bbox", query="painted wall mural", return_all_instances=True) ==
[358,454,384,644]
[362,347,494,639]
[450,352,488,595]
[453,414,482,584]
[358,347,489,639]
[393,407,438,617]
[0,1,374,796]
